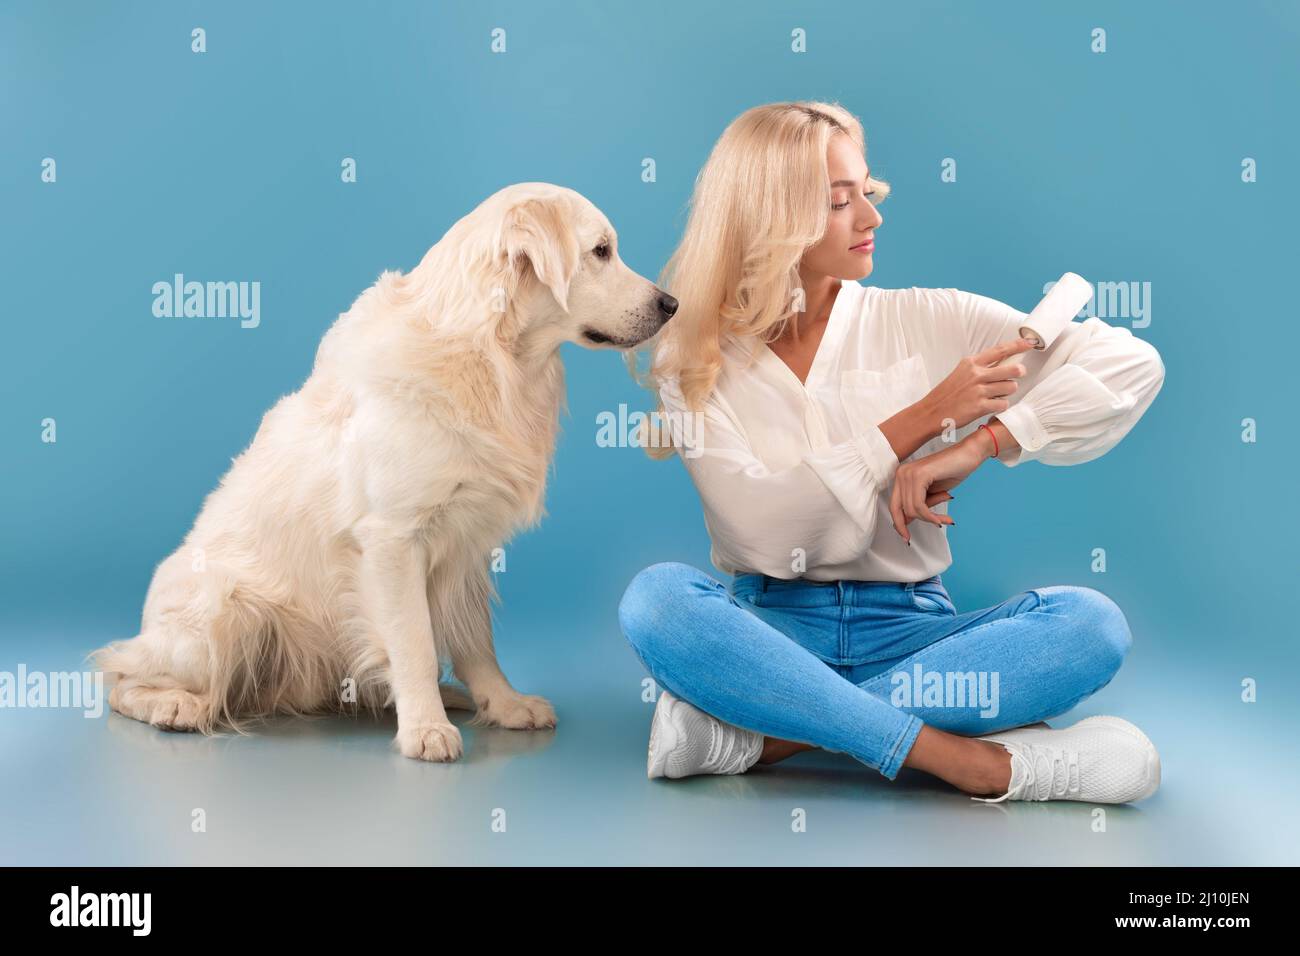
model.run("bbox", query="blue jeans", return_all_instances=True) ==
[617,563,1132,780]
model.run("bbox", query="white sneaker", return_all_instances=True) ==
[647,690,764,779]
[971,715,1160,804]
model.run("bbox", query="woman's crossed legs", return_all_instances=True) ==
[617,562,1132,797]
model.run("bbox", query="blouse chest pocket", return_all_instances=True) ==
[839,354,932,440]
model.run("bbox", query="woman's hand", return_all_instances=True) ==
[889,433,990,544]
[923,337,1037,431]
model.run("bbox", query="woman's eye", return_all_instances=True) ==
[593,243,610,259]
[833,190,877,211]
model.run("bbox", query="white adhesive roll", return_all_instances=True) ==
[997,272,1094,367]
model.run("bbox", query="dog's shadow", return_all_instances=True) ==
[103,704,555,765]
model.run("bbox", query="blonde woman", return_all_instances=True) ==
[618,101,1166,803]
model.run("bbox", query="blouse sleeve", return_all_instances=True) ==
[658,374,898,576]
[941,287,1166,468]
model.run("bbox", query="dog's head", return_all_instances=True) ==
[466,183,677,351]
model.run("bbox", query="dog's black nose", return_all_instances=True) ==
[657,294,679,319]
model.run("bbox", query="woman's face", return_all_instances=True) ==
[800,132,884,282]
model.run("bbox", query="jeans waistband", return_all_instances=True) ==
[738,574,941,590]
[733,574,946,613]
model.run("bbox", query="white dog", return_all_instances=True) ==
[91,183,677,761]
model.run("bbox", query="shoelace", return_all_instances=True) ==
[705,721,756,774]
[1022,744,1081,800]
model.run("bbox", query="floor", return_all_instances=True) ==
[2,614,1295,867]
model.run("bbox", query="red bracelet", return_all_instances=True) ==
[978,423,999,459]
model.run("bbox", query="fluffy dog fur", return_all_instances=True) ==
[91,183,676,761]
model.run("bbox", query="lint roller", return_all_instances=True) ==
[996,272,1094,368]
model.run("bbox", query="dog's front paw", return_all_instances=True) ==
[477,693,557,730]
[396,721,464,762]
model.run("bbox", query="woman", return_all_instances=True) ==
[618,101,1166,803]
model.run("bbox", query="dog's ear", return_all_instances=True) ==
[500,197,580,314]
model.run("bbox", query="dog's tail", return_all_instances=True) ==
[87,636,138,677]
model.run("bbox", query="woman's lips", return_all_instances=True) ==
[851,238,875,254]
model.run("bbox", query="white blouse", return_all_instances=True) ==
[656,281,1165,582]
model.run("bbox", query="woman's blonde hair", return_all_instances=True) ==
[627,100,890,460]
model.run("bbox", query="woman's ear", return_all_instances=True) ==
[500,197,580,314]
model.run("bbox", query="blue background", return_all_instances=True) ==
[2,0,1297,864]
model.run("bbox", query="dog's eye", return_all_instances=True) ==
[593,242,610,260]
